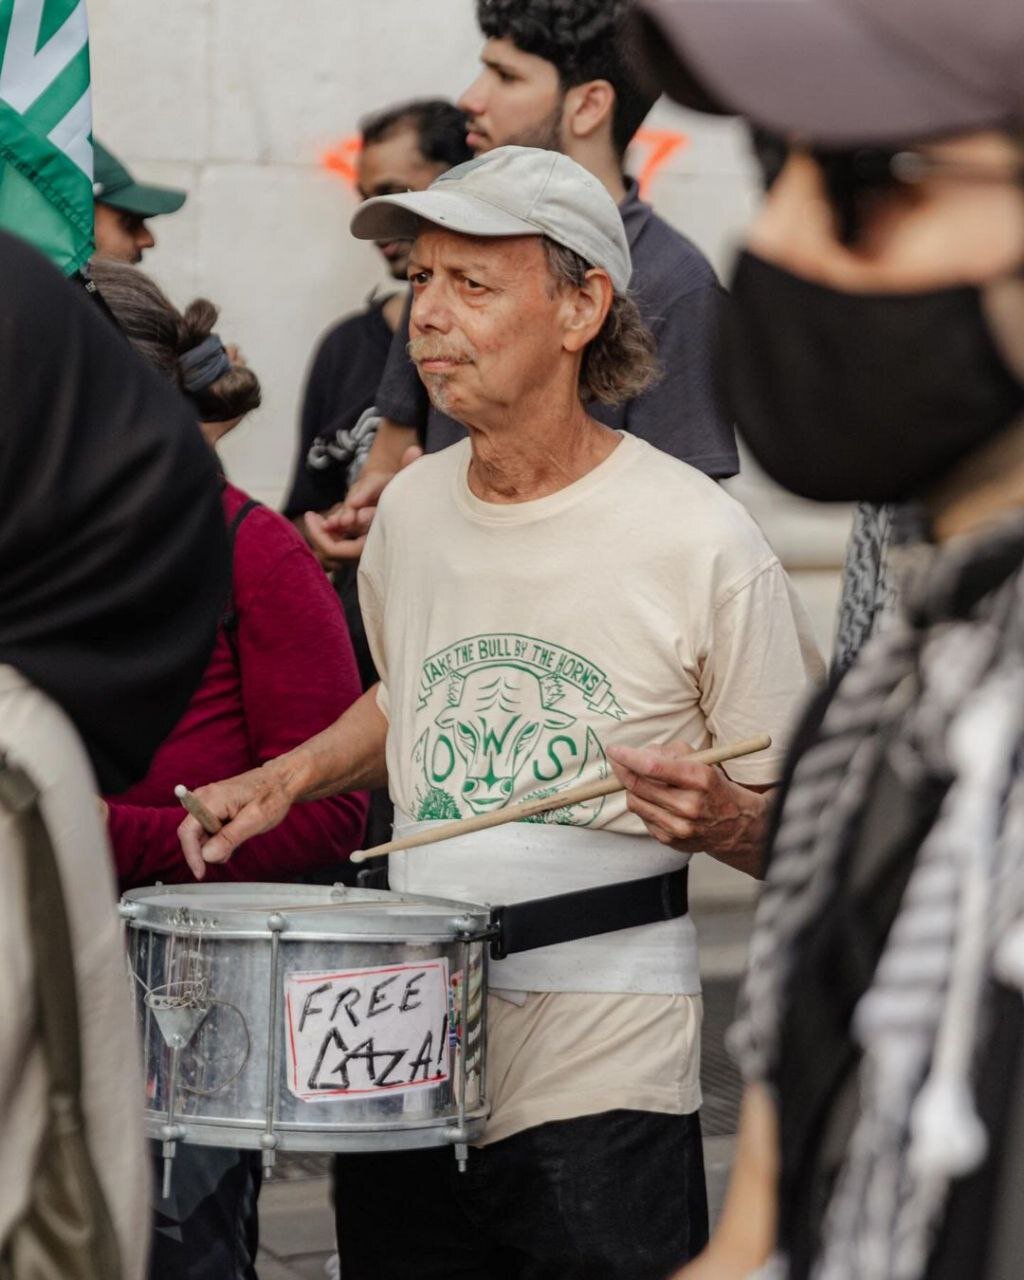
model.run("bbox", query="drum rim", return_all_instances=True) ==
[139,1109,490,1152]
[120,882,492,935]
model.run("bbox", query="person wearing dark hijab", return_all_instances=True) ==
[0,232,229,794]
[0,230,228,1278]
[608,2,1024,1279]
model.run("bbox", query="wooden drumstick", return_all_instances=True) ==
[174,784,223,835]
[350,733,771,862]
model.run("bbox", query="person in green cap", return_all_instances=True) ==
[92,139,187,264]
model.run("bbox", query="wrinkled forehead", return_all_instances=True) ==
[408,224,548,276]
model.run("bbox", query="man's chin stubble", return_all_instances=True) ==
[423,375,456,417]
[504,104,563,153]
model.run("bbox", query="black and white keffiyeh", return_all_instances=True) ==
[833,502,900,678]
[731,515,1024,1280]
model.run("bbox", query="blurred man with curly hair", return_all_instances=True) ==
[305,0,738,571]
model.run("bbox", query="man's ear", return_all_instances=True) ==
[561,268,614,353]
[564,79,615,143]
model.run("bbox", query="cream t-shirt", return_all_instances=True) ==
[359,433,822,1139]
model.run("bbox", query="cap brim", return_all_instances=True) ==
[98,180,187,217]
[351,189,540,244]
[634,0,1007,145]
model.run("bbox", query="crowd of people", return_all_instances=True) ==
[2,0,1024,1279]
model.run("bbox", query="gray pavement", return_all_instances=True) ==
[257,887,755,1278]
[257,1176,335,1280]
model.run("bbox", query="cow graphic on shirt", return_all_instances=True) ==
[411,633,626,825]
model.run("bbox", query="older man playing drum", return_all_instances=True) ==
[179,146,822,1280]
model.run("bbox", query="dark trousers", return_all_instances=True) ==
[148,1144,262,1280]
[334,1109,709,1279]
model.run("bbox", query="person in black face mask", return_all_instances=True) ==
[725,134,1024,506]
[602,2,1024,1278]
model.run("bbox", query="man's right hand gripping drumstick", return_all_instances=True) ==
[176,687,391,879]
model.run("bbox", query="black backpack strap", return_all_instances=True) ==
[221,498,261,658]
[488,867,688,960]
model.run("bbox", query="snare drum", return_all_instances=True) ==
[120,883,489,1189]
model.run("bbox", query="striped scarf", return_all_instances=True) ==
[730,515,1024,1280]
[833,502,899,679]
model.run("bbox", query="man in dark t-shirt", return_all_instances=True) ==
[283,99,471,539]
[282,297,394,530]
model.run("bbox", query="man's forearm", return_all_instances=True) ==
[267,685,389,802]
[363,418,419,475]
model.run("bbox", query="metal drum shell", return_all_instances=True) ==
[122,884,490,1157]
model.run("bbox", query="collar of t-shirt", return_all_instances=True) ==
[453,431,643,527]
[618,178,655,251]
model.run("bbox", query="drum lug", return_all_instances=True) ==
[259,1131,279,1178]
[452,915,501,949]
[443,1127,472,1173]
[159,1124,183,1199]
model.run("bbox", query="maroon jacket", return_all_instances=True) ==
[108,482,367,887]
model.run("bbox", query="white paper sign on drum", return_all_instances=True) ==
[284,960,451,1102]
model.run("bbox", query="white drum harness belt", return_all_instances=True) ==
[366,816,699,996]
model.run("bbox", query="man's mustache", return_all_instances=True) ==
[407,337,474,365]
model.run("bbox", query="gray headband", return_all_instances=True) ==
[179,334,232,393]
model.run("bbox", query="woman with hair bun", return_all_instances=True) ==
[90,264,263,444]
[176,298,262,430]
[90,260,368,1280]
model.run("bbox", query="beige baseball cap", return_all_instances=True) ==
[350,145,632,294]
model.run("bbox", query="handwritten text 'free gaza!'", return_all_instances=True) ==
[284,960,453,1101]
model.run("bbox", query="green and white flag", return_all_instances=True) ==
[0,0,92,275]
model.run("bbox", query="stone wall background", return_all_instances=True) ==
[88,0,850,653]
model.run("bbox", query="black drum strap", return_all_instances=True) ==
[488,868,688,960]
